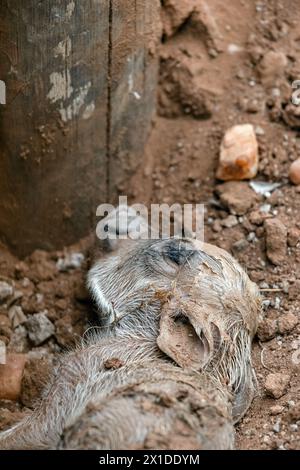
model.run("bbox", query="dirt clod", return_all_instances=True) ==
[278,313,299,335]
[258,51,287,87]
[257,318,278,342]
[264,373,290,399]
[216,182,257,215]
[264,218,287,266]
[103,358,124,370]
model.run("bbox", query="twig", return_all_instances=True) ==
[258,341,273,372]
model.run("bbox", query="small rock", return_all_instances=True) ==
[0,281,13,303]
[216,181,257,215]
[264,218,287,265]
[269,405,284,415]
[221,215,239,228]
[260,204,271,214]
[258,51,288,87]
[274,297,281,310]
[26,312,55,346]
[257,318,278,341]
[289,158,300,185]
[247,232,256,242]
[8,306,27,329]
[255,125,265,136]
[273,420,281,433]
[265,373,290,399]
[288,227,300,247]
[232,238,249,253]
[217,124,259,181]
[0,354,27,401]
[103,358,124,370]
[56,253,85,272]
[278,313,299,335]
[212,220,222,232]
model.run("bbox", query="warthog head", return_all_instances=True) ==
[88,237,261,422]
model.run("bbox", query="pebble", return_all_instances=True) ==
[26,312,55,346]
[216,124,259,181]
[270,405,284,415]
[289,158,300,185]
[260,204,271,214]
[232,239,249,252]
[255,125,265,136]
[264,218,287,265]
[265,373,291,399]
[0,281,13,302]
[221,215,239,228]
[288,227,300,247]
[8,306,27,329]
[247,232,256,242]
[273,420,281,433]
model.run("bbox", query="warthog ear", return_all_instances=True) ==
[157,300,216,370]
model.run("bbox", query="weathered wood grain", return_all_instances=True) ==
[0,0,160,256]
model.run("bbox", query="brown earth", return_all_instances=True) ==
[1,0,300,450]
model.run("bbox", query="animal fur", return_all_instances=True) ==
[0,237,261,450]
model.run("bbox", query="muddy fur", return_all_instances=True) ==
[0,237,261,450]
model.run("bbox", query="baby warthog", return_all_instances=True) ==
[0,237,261,450]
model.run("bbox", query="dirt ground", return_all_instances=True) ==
[1,0,300,450]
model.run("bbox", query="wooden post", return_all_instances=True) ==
[0,0,160,256]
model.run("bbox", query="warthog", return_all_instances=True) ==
[0,234,260,449]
